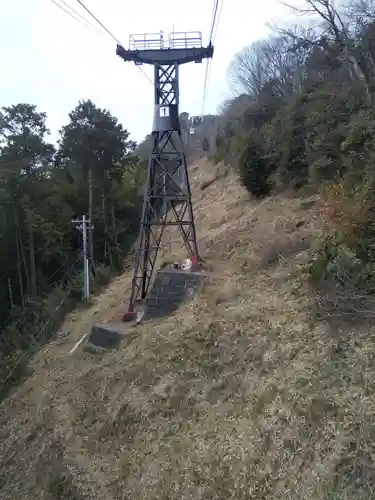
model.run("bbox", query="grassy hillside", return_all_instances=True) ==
[2,160,374,499]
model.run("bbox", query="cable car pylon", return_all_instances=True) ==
[116,31,214,320]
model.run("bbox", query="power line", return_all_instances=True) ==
[0,211,142,336]
[201,59,211,116]
[73,0,153,85]
[209,0,220,43]
[0,213,142,388]
[45,249,83,285]
[59,0,102,31]
[211,0,223,44]
[201,0,223,116]
[1,210,140,329]
[136,65,154,85]
[0,254,82,335]
[74,0,123,45]
[49,0,99,32]
[0,198,166,390]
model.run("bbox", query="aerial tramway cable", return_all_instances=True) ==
[201,0,223,117]
[73,0,153,84]
[49,0,153,85]
[49,0,101,32]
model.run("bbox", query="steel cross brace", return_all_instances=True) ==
[117,32,213,319]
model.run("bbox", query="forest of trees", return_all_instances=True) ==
[213,0,375,296]
[0,99,145,395]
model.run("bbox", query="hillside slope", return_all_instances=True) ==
[1,161,374,499]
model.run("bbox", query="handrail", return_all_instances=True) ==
[128,31,203,51]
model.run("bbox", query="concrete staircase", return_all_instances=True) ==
[84,268,206,354]
[144,268,206,320]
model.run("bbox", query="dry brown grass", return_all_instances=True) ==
[1,160,375,499]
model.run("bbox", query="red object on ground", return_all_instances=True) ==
[192,255,199,265]
[122,310,137,322]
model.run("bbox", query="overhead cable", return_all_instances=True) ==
[50,0,152,85]
[74,0,123,45]
[208,0,220,43]
[201,0,223,116]
[211,0,223,44]
[50,0,99,32]
[73,0,153,85]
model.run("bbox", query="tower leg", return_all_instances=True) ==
[120,55,207,321]
[124,129,199,319]
[170,131,199,262]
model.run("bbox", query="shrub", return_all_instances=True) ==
[238,131,274,197]
[310,180,375,292]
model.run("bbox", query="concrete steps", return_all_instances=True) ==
[83,268,206,354]
[144,269,206,320]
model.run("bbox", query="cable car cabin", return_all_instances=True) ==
[189,116,203,127]
[188,116,202,135]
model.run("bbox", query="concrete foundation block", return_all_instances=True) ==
[87,325,125,349]
[83,343,109,355]
[144,269,206,320]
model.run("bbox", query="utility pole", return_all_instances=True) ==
[116,31,213,320]
[72,215,94,300]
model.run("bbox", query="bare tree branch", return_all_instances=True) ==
[272,0,371,99]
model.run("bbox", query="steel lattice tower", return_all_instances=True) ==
[116,31,213,319]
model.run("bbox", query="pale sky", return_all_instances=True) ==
[0,0,292,144]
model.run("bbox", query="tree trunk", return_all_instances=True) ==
[111,200,118,245]
[19,225,30,297]
[8,277,14,310]
[347,53,370,101]
[13,202,26,308]
[15,236,24,310]
[27,212,37,299]
[101,187,113,267]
